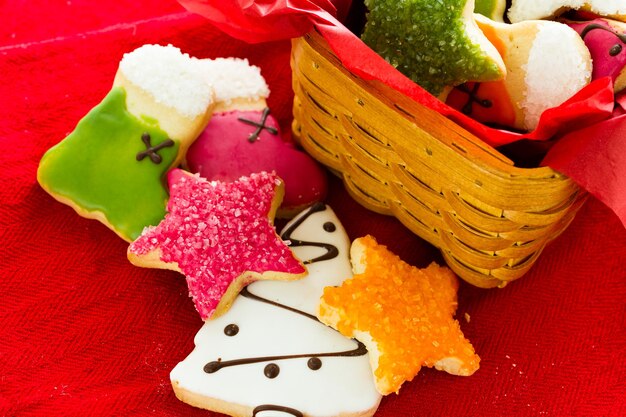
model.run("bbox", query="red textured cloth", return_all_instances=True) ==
[1,1,625,417]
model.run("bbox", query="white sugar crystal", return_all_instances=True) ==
[199,57,270,104]
[522,24,591,130]
[119,44,214,118]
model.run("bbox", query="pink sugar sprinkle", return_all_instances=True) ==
[129,169,305,320]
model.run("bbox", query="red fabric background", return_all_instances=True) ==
[1,1,625,416]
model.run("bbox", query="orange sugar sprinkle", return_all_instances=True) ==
[318,235,480,395]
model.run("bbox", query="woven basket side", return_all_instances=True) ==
[291,31,586,287]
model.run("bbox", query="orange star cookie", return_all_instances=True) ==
[318,235,480,395]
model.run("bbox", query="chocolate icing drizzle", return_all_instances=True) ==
[238,107,279,142]
[203,336,367,374]
[203,286,368,375]
[264,363,280,379]
[223,324,239,337]
[241,286,318,322]
[323,221,336,232]
[581,23,626,57]
[281,202,339,265]
[136,132,174,164]
[253,405,303,417]
[203,202,368,380]
[307,357,322,370]
[457,83,492,116]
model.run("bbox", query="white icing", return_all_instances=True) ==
[119,44,214,118]
[119,47,269,117]
[522,23,591,130]
[199,57,270,104]
[170,204,381,416]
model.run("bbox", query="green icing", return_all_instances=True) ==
[38,87,179,241]
[362,0,503,95]
[475,0,504,20]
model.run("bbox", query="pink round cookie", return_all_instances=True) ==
[185,108,327,217]
[566,18,626,92]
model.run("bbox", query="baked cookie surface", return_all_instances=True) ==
[170,203,382,417]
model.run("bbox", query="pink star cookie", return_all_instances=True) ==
[128,169,306,320]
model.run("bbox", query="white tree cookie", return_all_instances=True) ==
[170,203,382,417]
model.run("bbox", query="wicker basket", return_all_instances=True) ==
[290,30,588,288]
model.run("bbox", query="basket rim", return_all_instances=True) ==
[291,32,587,286]
[299,30,568,182]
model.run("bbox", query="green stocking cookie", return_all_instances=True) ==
[38,44,215,242]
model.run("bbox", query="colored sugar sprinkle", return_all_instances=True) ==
[199,58,270,104]
[318,235,480,395]
[119,44,214,118]
[129,169,306,320]
[362,0,503,95]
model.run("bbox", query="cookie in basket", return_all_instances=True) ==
[318,235,480,395]
[475,0,506,21]
[37,44,215,242]
[447,16,592,131]
[290,31,588,287]
[361,0,506,96]
[170,203,381,417]
[127,169,306,320]
[185,57,327,218]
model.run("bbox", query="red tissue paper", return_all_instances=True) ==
[177,0,626,228]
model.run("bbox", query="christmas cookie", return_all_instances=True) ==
[127,169,306,320]
[361,0,506,96]
[475,0,506,21]
[186,58,327,218]
[447,16,592,131]
[170,203,382,417]
[508,0,626,23]
[566,18,626,92]
[318,235,480,395]
[37,44,214,242]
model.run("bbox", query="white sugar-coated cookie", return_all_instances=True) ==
[170,203,382,417]
[508,0,626,23]
[199,57,270,112]
[465,16,592,131]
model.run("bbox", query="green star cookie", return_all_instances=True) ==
[362,0,505,96]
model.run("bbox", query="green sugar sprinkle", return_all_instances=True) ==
[362,0,503,95]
